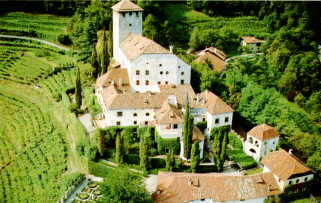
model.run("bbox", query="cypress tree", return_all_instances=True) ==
[166,150,175,172]
[91,46,100,79]
[191,142,200,173]
[75,66,82,109]
[184,103,194,159]
[139,131,150,171]
[100,30,109,75]
[212,126,230,172]
[95,129,106,156]
[115,133,124,164]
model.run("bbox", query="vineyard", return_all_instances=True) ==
[164,4,270,37]
[0,12,69,42]
[0,37,87,202]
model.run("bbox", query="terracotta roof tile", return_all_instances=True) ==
[120,33,170,60]
[96,68,131,92]
[155,101,183,124]
[194,52,227,72]
[111,0,143,12]
[261,149,312,181]
[248,124,279,141]
[242,36,265,44]
[192,90,234,114]
[155,172,281,203]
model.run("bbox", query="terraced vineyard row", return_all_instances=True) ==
[39,69,76,99]
[0,38,83,202]
[0,39,74,85]
[0,12,69,42]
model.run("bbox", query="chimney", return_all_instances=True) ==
[169,45,174,53]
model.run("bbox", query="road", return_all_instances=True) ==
[0,34,70,51]
[225,53,263,63]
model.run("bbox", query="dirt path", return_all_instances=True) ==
[0,34,70,51]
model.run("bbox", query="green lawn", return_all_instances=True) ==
[0,38,88,202]
[0,12,69,42]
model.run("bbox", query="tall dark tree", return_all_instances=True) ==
[183,102,194,159]
[91,46,100,79]
[115,133,124,164]
[212,126,230,172]
[165,150,175,172]
[75,66,82,109]
[191,142,200,173]
[139,131,150,171]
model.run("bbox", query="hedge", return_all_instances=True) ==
[89,161,113,178]
[125,154,140,165]
[227,149,257,169]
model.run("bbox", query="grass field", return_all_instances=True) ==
[163,3,270,39]
[0,12,69,42]
[0,37,88,202]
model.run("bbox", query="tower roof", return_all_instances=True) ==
[112,0,143,12]
[248,124,279,141]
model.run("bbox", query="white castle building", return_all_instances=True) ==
[95,0,234,158]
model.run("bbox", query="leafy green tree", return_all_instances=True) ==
[100,168,152,203]
[143,14,159,41]
[115,133,124,164]
[75,66,82,109]
[191,142,200,173]
[183,102,194,159]
[94,129,106,156]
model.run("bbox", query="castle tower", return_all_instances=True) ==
[111,0,143,61]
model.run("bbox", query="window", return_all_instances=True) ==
[178,65,181,69]
[215,118,219,124]
[122,13,125,17]
[157,81,161,85]
[129,12,132,16]
[160,71,163,75]
[180,80,184,84]
[249,148,256,153]
[202,118,206,122]
[173,124,178,129]
[145,70,149,75]
[165,81,168,84]
[296,179,299,184]
[225,117,229,123]
[136,80,140,85]
[304,177,308,182]
[159,64,162,67]
[133,121,137,125]
[145,80,149,85]
[117,112,123,117]
[289,180,292,185]
[145,121,148,125]
[129,24,132,27]
[249,137,253,144]
[116,121,121,126]
[133,113,137,117]
[181,72,184,75]
[136,12,139,17]
[136,70,140,75]
[146,112,150,116]
[166,71,169,75]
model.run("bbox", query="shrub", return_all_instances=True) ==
[125,154,140,165]
[150,158,166,169]
[57,33,72,46]
[88,161,113,178]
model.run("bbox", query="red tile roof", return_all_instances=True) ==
[248,124,279,141]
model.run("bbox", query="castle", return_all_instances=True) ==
[95,0,234,158]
